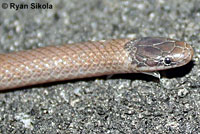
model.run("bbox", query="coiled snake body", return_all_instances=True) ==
[0,37,193,91]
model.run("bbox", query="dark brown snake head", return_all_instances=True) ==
[125,37,194,72]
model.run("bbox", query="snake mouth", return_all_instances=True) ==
[158,41,194,71]
[127,38,194,72]
[157,41,194,70]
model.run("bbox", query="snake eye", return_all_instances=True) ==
[164,57,172,65]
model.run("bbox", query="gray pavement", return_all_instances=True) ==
[0,0,199,133]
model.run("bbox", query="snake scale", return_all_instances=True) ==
[0,37,194,91]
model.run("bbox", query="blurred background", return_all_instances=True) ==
[0,0,199,133]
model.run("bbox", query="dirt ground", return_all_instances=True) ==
[0,0,199,133]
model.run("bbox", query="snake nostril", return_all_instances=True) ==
[184,43,194,61]
[187,43,194,56]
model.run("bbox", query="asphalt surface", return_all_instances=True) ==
[0,0,200,133]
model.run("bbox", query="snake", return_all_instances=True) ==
[0,37,194,91]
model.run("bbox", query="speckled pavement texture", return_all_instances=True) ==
[0,0,199,133]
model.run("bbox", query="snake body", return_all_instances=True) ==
[0,37,193,91]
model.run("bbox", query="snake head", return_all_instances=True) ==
[125,37,194,73]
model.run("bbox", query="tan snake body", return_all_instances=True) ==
[0,37,193,91]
